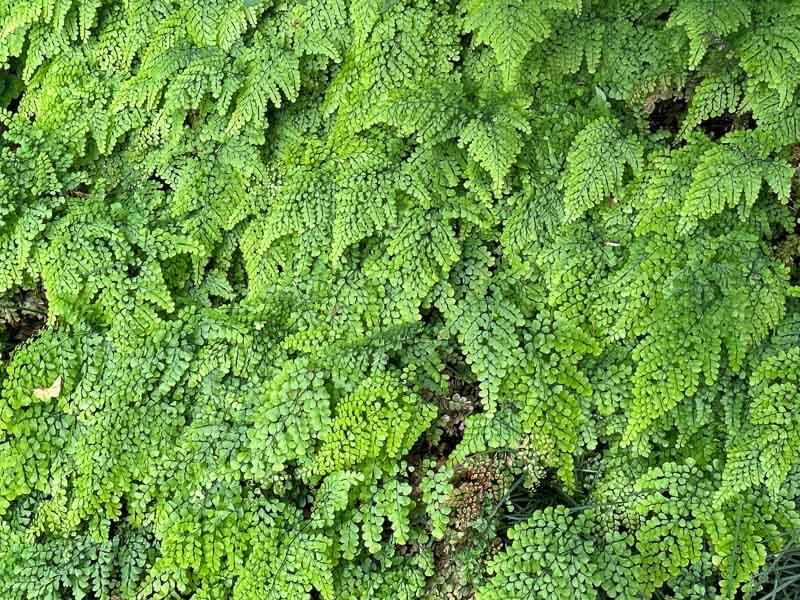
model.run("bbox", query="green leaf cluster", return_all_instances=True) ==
[2,1,800,599]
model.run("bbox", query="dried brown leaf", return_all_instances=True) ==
[33,375,62,400]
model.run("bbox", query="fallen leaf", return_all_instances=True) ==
[33,375,62,400]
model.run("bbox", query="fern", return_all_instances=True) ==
[681,130,793,229]
[562,117,642,222]
[669,0,751,69]
[462,0,580,89]
[3,1,800,599]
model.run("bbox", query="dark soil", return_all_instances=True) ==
[0,289,47,359]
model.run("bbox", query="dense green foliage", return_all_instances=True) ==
[2,0,800,598]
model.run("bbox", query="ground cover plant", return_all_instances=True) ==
[2,0,800,598]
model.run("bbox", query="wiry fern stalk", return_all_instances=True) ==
[746,537,800,599]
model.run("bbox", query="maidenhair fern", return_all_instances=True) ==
[2,1,800,599]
